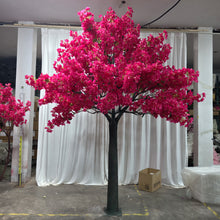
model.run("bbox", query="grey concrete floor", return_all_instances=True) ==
[0,177,219,220]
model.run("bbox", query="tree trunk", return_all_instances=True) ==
[105,116,121,215]
[0,134,11,181]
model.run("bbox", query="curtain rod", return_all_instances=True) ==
[0,22,217,34]
[0,23,82,31]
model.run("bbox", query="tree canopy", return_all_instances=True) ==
[0,83,31,133]
[26,7,204,131]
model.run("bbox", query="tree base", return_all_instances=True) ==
[104,207,122,216]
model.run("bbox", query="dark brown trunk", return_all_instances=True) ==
[105,116,121,215]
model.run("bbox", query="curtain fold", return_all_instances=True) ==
[36,28,187,187]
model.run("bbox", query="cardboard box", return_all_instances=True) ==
[138,168,161,192]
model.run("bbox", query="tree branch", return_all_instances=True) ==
[104,112,112,122]
[124,110,146,117]
[115,105,129,123]
[86,107,101,114]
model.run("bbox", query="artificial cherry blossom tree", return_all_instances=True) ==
[0,83,31,181]
[26,7,204,215]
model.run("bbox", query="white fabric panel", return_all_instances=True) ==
[36,29,187,187]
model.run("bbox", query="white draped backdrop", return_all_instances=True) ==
[36,28,187,187]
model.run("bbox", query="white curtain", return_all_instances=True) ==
[36,28,187,187]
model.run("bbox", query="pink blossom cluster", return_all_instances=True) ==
[0,83,31,131]
[26,7,205,132]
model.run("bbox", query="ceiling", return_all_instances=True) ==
[0,0,220,71]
